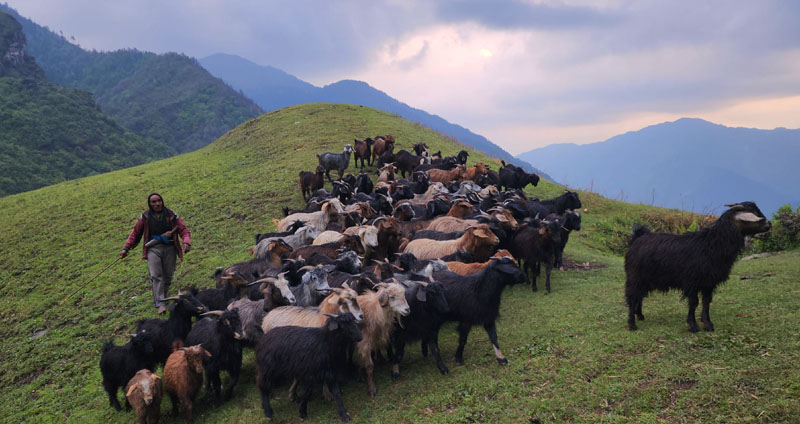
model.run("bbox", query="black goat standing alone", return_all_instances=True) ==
[625,202,771,332]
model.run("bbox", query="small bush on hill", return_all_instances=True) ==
[748,204,800,252]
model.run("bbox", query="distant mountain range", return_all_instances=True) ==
[198,53,540,174]
[0,4,263,154]
[0,11,171,195]
[517,118,799,215]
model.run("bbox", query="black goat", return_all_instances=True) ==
[509,219,562,292]
[354,172,374,194]
[193,280,237,311]
[433,257,526,365]
[394,150,424,178]
[135,292,207,365]
[256,313,363,422]
[413,143,429,156]
[625,202,771,332]
[256,220,305,244]
[389,281,450,379]
[499,161,540,191]
[546,211,581,268]
[185,309,244,406]
[100,330,157,411]
[527,190,582,217]
[317,145,354,182]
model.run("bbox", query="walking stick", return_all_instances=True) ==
[62,256,123,304]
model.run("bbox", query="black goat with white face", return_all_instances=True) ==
[625,202,771,332]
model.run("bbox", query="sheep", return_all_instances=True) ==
[434,257,526,365]
[498,161,540,191]
[404,225,499,260]
[299,166,326,200]
[135,292,207,366]
[251,226,317,257]
[446,249,517,275]
[100,331,157,411]
[625,201,772,332]
[124,369,162,424]
[353,282,410,396]
[389,281,450,379]
[277,199,344,233]
[353,137,374,169]
[261,285,364,333]
[256,313,363,422]
[428,165,468,184]
[163,345,211,424]
[184,309,244,406]
[509,218,562,293]
[371,135,396,165]
[317,144,354,182]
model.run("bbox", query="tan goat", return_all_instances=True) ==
[403,224,499,260]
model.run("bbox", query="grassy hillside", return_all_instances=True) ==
[0,4,264,154]
[0,104,797,423]
[0,11,172,196]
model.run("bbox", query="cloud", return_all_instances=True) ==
[434,0,621,30]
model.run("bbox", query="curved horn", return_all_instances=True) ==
[160,296,180,302]
[246,277,277,287]
[200,310,225,317]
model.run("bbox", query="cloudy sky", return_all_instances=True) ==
[7,0,800,154]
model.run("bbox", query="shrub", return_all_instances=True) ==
[748,204,800,253]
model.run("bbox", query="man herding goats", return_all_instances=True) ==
[119,193,191,314]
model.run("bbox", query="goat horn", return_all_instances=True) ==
[200,310,225,317]
[246,277,276,287]
[160,296,180,302]
[298,266,315,272]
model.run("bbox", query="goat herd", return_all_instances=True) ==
[101,134,772,423]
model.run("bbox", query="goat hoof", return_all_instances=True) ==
[628,323,638,331]
[340,413,352,422]
[454,357,465,366]
[439,366,449,375]
[703,323,715,332]
[497,357,508,365]
[687,323,700,333]
[637,314,645,321]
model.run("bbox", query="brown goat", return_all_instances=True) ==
[403,224,499,260]
[353,138,374,169]
[260,285,364,333]
[427,165,468,184]
[164,345,211,424]
[445,249,516,275]
[446,200,474,218]
[371,217,403,261]
[371,135,396,164]
[125,369,162,424]
[299,166,325,201]
[464,162,488,182]
[377,163,398,183]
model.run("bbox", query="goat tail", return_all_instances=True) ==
[630,224,651,245]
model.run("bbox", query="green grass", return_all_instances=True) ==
[1,103,797,423]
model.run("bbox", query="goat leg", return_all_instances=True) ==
[454,322,472,365]
[288,379,299,402]
[328,380,351,422]
[428,333,449,375]
[298,383,313,420]
[701,288,714,331]
[168,392,179,416]
[391,340,405,381]
[484,321,508,365]
[626,295,639,331]
[686,292,700,332]
[105,385,122,411]
[544,261,553,294]
[260,385,274,420]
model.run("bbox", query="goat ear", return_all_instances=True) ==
[204,350,213,357]
[378,290,389,306]
[472,229,489,239]
[151,373,161,383]
[126,384,138,398]
[327,318,339,331]
[735,212,763,222]
[416,287,427,302]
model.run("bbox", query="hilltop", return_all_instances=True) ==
[0,104,797,422]
[0,4,263,154]
[0,11,171,196]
